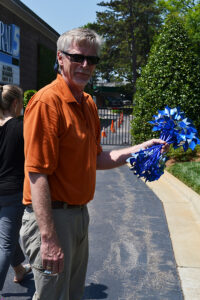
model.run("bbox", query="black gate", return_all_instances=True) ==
[98,105,134,145]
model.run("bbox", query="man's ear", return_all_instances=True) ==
[57,51,63,68]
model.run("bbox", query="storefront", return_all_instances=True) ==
[0,0,59,91]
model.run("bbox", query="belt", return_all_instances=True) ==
[51,201,85,209]
[26,201,85,212]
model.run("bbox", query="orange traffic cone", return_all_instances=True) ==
[120,112,124,123]
[110,120,116,133]
[101,127,107,137]
[118,118,121,128]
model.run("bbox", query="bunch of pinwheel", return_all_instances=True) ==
[127,106,200,182]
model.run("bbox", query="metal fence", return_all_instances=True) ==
[98,106,134,145]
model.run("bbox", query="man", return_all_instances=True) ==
[20,28,166,300]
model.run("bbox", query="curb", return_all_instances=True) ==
[163,171,200,220]
[144,171,200,300]
[146,170,200,213]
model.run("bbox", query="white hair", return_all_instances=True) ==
[57,27,103,55]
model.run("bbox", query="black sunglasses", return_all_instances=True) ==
[61,51,100,65]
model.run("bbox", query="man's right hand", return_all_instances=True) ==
[29,173,65,274]
[41,235,64,274]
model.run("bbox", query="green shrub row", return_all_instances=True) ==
[131,15,200,145]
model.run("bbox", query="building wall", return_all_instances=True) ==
[0,3,59,91]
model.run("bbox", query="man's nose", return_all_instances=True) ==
[81,58,89,67]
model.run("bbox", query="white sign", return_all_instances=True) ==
[0,62,19,85]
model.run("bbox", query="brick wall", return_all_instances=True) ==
[0,4,58,91]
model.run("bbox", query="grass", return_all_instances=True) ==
[166,145,200,194]
[167,162,200,195]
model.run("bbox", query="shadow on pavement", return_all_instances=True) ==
[83,283,108,299]
[2,272,35,300]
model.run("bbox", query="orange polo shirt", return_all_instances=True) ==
[23,74,102,205]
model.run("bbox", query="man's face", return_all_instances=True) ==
[57,42,98,91]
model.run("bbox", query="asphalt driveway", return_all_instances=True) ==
[2,160,183,300]
[83,165,183,300]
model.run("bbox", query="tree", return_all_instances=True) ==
[87,0,161,91]
[131,15,200,144]
[185,3,200,54]
[156,1,200,55]
[157,0,199,17]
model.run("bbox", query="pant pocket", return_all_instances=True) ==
[20,211,43,269]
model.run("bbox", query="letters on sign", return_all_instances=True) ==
[0,21,20,58]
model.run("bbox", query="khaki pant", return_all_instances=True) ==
[20,206,89,300]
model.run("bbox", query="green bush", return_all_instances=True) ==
[168,145,198,162]
[131,15,200,144]
[24,90,37,109]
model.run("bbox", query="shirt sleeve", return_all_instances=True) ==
[96,114,103,155]
[24,99,59,175]
[87,95,102,155]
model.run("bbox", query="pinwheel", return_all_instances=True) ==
[127,106,200,182]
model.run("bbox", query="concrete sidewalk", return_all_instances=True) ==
[145,171,200,300]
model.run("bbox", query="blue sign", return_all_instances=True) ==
[0,21,20,58]
[11,24,20,59]
[0,21,20,85]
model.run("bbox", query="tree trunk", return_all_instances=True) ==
[128,0,137,91]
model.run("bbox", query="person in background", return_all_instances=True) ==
[0,85,31,293]
[21,28,167,300]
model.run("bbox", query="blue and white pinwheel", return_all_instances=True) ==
[127,106,200,182]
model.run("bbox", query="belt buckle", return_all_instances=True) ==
[63,203,69,209]
[26,205,33,212]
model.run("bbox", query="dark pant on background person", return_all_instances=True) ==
[0,192,25,291]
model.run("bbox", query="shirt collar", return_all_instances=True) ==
[56,74,89,104]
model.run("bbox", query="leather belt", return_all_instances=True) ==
[51,201,85,209]
[26,201,85,212]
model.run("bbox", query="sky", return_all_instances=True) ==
[20,0,105,34]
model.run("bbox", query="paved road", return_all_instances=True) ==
[2,164,183,299]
